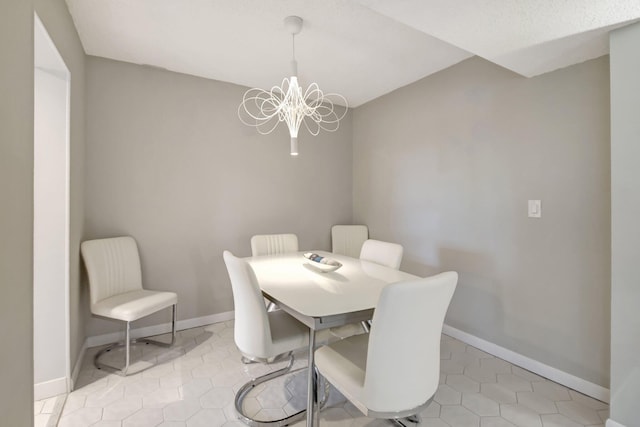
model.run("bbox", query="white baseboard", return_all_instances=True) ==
[70,339,88,391]
[86,310,235,348]
[606,419,626,427]
[34,376,68,401]
[442,324,610,403]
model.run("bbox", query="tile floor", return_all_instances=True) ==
[35,393,66,427]
[54,320,609,427]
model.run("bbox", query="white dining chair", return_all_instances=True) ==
[250,233,299,312]
[80,236,178,375]
[331,238,404,339]
[250,233,299,256]
[360,239,404,270]
[331,225,368,258]
[223,251,329,426]
[315,272,458,425]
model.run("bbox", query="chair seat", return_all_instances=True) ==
[315,333,370,415]
[92,289,178,322]
[329,322,367,339]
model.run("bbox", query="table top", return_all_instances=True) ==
[246,251,418,328]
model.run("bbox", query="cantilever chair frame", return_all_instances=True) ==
[368,398,433,425]
[92,306,177,376]
[224,250,327,427]
[234,352,329,427]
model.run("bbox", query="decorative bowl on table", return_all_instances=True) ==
[303,252,342,273]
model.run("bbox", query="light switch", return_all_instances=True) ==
[528,200,541,218]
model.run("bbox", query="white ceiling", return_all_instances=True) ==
[65,0,640,107]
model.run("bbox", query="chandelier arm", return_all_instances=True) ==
[256,118,283,135]
[237,15,348,155]
[302,118,322,136]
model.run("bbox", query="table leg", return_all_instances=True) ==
[306,328,318,427]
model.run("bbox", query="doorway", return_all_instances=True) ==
[33,12,71,403]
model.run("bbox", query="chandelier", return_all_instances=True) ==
[238,16,348,156]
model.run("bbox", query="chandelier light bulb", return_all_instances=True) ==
[238,16,348,156]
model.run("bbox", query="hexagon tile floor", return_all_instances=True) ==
[52,320,609,427]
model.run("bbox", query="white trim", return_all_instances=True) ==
[33,12,72,400]
[606,419,626,427]
[63,51,71,391]
[34,377,67,401]
[86,310,235,348]
[70,339,88,391]
[442,324,610,403]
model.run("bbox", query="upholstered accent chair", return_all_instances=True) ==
[81,236,177,375]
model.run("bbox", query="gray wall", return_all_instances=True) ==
[0,0,84,423]
[610,22,640,427]
[84,57,353,336]
[0,0,35,424]
[353,56,611,387]
[34,0,86,380]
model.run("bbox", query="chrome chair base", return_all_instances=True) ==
[375,397,433,427]
[95,304,177,376]
[392,415,422,427]
[235,354,329,427]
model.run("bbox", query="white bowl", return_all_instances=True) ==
[303,252,342,273]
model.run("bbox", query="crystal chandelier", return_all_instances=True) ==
[238,16,348,156]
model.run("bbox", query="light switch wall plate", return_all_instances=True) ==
[528,200,541,218]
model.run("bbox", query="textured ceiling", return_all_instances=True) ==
[65,0,640,107]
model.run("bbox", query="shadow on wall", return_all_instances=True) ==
[404,246,506,343]
[418,246,609,387]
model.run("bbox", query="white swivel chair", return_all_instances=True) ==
[360,239,404,270]
[315,272,458,425]
[81,236,178,375]
[331,225,368,258]
[223,251,329,426]
[250,233,298,256]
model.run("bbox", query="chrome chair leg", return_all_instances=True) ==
[360,320,370,333]
[235,354,329,427]
[94,304,177,376]
[266,301,279,312]
[125,321,130,374]
[392,414,421,427]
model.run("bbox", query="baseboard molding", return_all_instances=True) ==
[34,376,67,401]
[70,339,88,391]
[442,324,610,403]
[86,310,235,348]
[81,314,610,404]
[606,419,626,427]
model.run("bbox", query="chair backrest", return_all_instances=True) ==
[359,239,403,270]
[223,251,272,359]
[364,272,457,413]
[331,225,368,258]
[80,236,144,308]
[250,233,299,256]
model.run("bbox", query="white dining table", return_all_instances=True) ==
[246,251,418,427]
